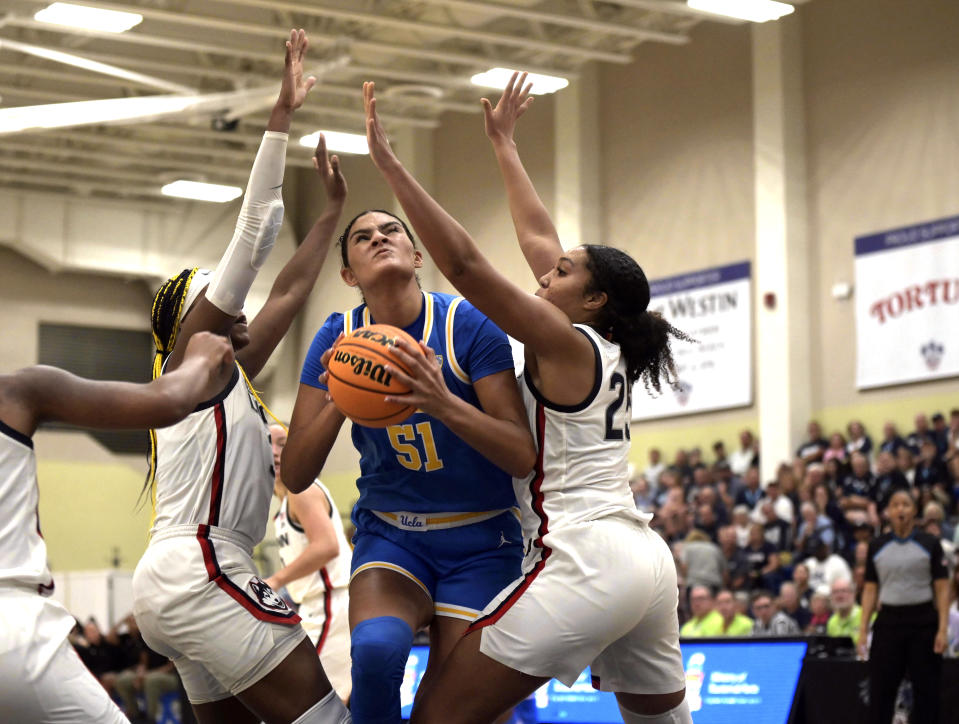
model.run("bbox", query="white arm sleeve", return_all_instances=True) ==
[206,130,289,315]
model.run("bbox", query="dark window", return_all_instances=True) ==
[38,324,152,454]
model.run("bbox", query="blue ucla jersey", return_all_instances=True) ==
[301,291,517,514]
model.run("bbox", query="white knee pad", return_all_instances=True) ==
[292,688,352,724]
[618,698,692,724]
[206,130,288,315]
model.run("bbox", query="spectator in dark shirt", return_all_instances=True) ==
[907,412,933,454]
[839,452,875,523]
[759,501,791,553]
[796,420,829,465]
[930,412,949,457]
[792,563,813,609]
[872,450,910,514]
[779,581,812,630]
[896,446,917,486]
[796,500,835,559]
[915,438,951,494]
[73,618,120,694]
[735,466,763,511]
[846,420,873,459]
[879,421,908,456]
[718,525,749,591]
[744,522,781,592]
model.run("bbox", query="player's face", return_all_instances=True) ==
[229,312,250,350]
[535,247,601,323]
[341,212,422,289]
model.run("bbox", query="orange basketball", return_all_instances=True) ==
[327,324,422,427]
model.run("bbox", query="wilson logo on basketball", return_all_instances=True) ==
[331,349,394,386]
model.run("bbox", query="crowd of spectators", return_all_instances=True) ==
[68,613,179,723]
[635,409,959,654]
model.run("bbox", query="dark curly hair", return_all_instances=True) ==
[582,244,692,393]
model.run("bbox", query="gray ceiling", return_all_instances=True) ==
[0,0,747,201]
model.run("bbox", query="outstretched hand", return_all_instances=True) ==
[313,133,347,203]
[278,29,316,112]
[363,81,401,172]
[482,71,534,143]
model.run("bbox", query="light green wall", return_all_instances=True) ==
[37,460,151,573]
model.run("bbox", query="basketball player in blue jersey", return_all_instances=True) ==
[363,76,692,724]
[283,219,536,719]
[0,332,233,723]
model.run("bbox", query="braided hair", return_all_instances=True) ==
[581,244,692,393]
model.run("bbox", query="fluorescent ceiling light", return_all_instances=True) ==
[0,95,196,134]
[470,68,569,95]
[300,131,369,155]
[687,0,794,23]
[35,2,143,33]
[161,180,242,203]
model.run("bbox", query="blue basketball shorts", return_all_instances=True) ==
[350,507,523,621]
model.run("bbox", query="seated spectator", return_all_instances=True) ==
[653,468,680,508]
[712,440,728,471]
[922,500,954,543]
[715,589,753,636]
[673,448,694,487]
[630,475,656,511]
[907,413,933,455]
[872,450,910,514]
[758,500,791,553]
[113,616,178,724]
[72,617,120,694]
[755,478,795,526]
[779,581,812,630]
[655,486,690,543]
[732,505,751,547]
[792,563,812,609]
[743,522,781,592]
[680,585,724,637]
[822,457,848,491]
[677,529,725,593]
[806,585,832,635]
[795,501,835,560]
[643,447,665,491]
[826,578,863,644]
[823,432,849,466]
[879,421,907,456]
[687,466,717,506]
[839,452,876,522]
[846,420,873,459]
[718,525,750,591]
[896,446,917,485]
[947,566,959,658]
[734,590,751,619]
[915,437,951,494]
[796,420,829,465]
[803,536,853,592]
[734,466,763,511]
[931,411,950,457]
[750,590,800,636]
[694,503,720,542]
[729,429,759,478]
[715,470,738,518]
[923,517,956,577]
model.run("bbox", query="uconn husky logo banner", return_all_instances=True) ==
[855,215,959,389]
[632,261,752,420]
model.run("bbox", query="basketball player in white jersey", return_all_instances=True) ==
[0,332,233,723]
[267,423,352,703]
[131,31,351,724]
[364,76,692,723]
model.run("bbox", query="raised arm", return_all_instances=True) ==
[1,331,233,437]
[238,133,347,377]
[362,81,581,362]
[168,29,318,373]
[482,72,563,281]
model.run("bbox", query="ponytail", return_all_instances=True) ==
[582,245,693,393]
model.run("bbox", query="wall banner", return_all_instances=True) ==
[632,261,752,421]
[855,215,959,389]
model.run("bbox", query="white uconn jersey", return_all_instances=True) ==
[153,365,274,545]
[515,325,650,546]
[274,481,351,604]
[0,421,54,593]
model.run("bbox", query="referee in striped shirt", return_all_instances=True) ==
[859,488,949,724]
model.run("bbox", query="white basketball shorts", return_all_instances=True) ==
[132,524,306,704]
[0,588,128,723]
[469,514,686,694]
[299,587,352,702]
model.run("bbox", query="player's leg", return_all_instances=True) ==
[349,567,434,724]
[410,628,548,724]
[193,696,261,724]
